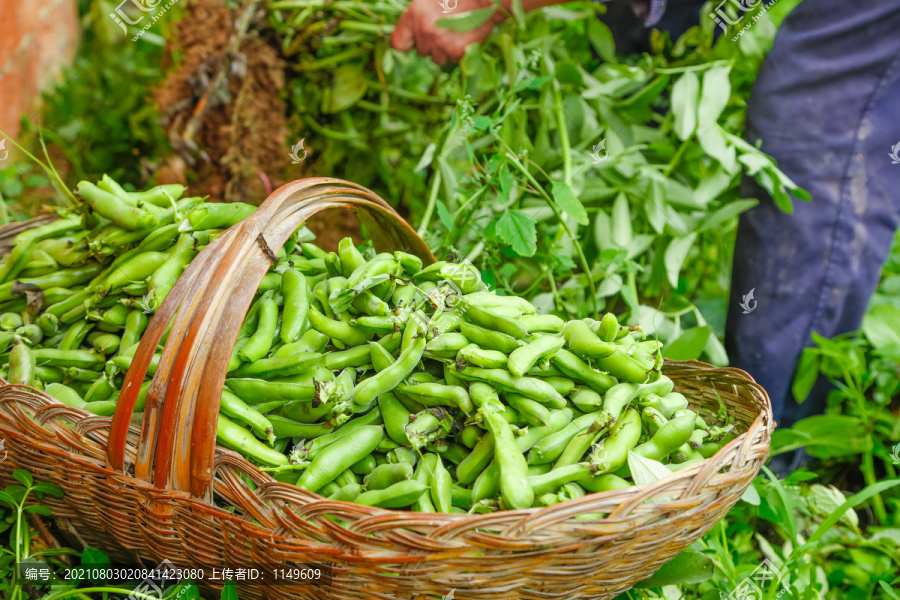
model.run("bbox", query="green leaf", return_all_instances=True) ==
[791,348,819,403]
[792,415,871,458]
[221,579,239,600]
[592,211,612,252]
[81,547,110,584]
[644,180,666,234]
[31,482,64,499]
[862,304,900,349]
[671,71,699,141]
[473,115,492,130]
[322,65,366,114]
[740,482,761,506]
[697,65,731,131]
[0,491,16,508]
[664,234,696,288]
[12,470,32,488]
[436,7,497,32]
[879,581,900,600]
[510,0,526,27]
[496,210,536,257]
[551,181,588,225]
[610,192,632,248]
[663,325,712,361]
[555,61,584,86]
[698,126,737,173]
[24,505,52,516]
[436,200,454,230]
[437,156,458,207]
[807,479,900,545]
[634,551,714,588]
[628,452,672,488]
[699,199,758,231]
[498,164,513,201]
[587,20,616,64]
[414,143,436,172]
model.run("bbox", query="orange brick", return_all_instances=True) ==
[0,0,79,138]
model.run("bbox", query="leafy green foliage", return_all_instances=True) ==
[267,0,805,366]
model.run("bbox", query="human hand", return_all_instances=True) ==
[390,0,505,64]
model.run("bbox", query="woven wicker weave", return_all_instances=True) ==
[0,178,773,600]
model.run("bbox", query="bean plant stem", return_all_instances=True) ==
[417,171,443,237]
[501,143,599,316]
[862,449,888,524]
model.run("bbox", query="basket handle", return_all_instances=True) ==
[106,178,435,498]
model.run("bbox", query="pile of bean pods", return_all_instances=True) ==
[0,176,735,513]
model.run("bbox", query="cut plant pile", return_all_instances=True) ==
[154,0,291,202]
[0,176,735,512]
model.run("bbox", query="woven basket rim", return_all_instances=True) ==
[0,356,771,530]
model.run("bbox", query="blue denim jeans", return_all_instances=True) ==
[724,0,900,428]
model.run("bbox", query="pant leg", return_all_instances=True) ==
[725,0,900,428]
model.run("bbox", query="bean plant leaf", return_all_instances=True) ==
[498,163,513,200]
[415,143,436,172]
[511,0,526,27]
[671,71,699,141]
[663,325,712,361]
[555,61,584,86]
[593,211,613,252]
[807,479,900,545]
[628,452,672,488]
[634,551,714,588]
[25,505,53,516]
[551,181,588,225]
[791,348,819,403]
[220,580,239,600]
[697,65,732,131]
[12,470,32,488]
[436,200,454,230]
[611,192,632,248]
[82,547,110,584]
[176,584,202,600]
[322,65,366,113]
[587,19,616,64]
[699,199,758,231]
[740,482,761,506]
[496,209,537,256]
[33,481,65,498]
[436,7,497,32]
[644,181,666,234]
[664,234,696,288]
[861,304,900,350]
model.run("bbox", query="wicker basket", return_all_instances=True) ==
[0,178,773,600]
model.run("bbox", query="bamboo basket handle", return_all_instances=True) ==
[107,178,436,498]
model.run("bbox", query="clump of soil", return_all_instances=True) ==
[152,0,360,245]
